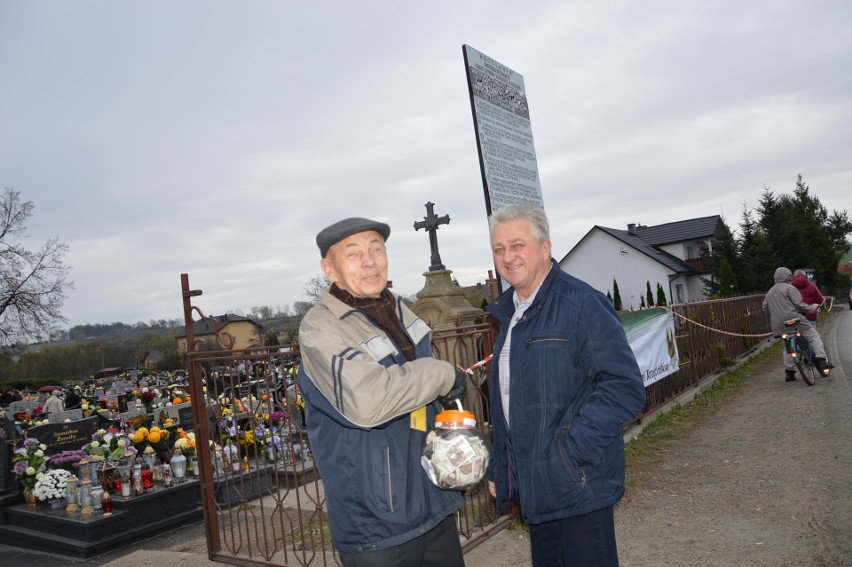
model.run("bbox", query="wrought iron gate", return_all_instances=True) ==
[180,274,509,566]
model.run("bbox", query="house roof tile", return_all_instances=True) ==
[633,215,720,245]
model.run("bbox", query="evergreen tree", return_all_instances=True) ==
[613,279,623,311]
[645,281,654,307]
[755,175,851,292]
[606,290,613,304]
[736,205,778,293]
[717,257,738,297]
[640,296,646,308]
[656,283,667,306]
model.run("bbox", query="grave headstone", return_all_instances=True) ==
[8,400,39,414]
[117,393,136,413]
[118,410,144,424]
[27,416,99,455]
[0,430,9,491]
[48,409,84,423]
[177,404,194,431]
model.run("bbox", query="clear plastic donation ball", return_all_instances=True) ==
[421,409,489,490]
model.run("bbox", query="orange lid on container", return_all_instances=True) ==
[435,409,477,428]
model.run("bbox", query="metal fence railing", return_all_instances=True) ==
[639,294,772,421]
[181,272,771,566]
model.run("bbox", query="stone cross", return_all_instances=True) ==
[413,201,450,271]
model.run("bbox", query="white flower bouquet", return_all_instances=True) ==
[33,469,72,501]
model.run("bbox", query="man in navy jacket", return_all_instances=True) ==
[486,204,645,567]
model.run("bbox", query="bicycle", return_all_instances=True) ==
[781,318,819,386]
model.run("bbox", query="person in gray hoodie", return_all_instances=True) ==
[763,267,833,381]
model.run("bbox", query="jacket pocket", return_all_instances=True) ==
[537,426,587,510]
[555,426,586,487]
[523,336,579,407]
[365,445,394,513]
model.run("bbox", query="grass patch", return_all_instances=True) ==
[624,341,780,494]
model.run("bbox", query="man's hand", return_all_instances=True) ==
[810,303,820,312]
[438,369,468,409]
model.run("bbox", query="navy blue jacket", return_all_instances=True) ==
[486,261,645,523]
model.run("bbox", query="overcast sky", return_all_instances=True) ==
[2,1,850,329]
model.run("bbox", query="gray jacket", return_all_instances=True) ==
[42,394,64,414]
[297,289,463,552]
[762,267,816,335]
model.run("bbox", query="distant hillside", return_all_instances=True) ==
[64,315,303,346]
[68,320,184,342]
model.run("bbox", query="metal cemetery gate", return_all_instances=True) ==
[180,275,509,566]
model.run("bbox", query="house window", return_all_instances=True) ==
[686,246,694,259]
[675,284,684,303]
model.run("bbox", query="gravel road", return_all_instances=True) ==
[469,309,852,567]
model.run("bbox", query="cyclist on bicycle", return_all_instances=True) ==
[791,269,824,329]
[763,267,833,382]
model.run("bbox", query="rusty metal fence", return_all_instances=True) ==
[639,295,772,420]
[180,275,508,567]
[180,273,770,566]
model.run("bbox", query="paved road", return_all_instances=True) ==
[615,307,852,566]
[823,307,852,562]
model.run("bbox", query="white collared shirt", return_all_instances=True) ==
[497,267,552,428]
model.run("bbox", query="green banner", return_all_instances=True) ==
[619,308,679,387]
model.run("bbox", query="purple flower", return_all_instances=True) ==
[48,450,87,467]
[23,438,39,447]
[14,461,27,475]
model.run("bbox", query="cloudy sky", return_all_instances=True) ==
[2,1,850,329]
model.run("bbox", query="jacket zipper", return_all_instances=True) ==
[506,442,512,500]
[526,336,566,346]
[386,447,393,512]
[556,427,587,488]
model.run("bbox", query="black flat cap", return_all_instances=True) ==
[316,217,391,258]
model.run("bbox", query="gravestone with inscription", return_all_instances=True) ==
[27,416,99,455]
[177,405,194,430]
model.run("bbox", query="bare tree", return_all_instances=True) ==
[303,273,332,304]
[248,305,274,320]
[292,301,314,317]
[0,188,72,345]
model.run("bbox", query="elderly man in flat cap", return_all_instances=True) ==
[297,217,468,567]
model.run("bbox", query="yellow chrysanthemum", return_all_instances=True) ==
[147,431,161,444]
